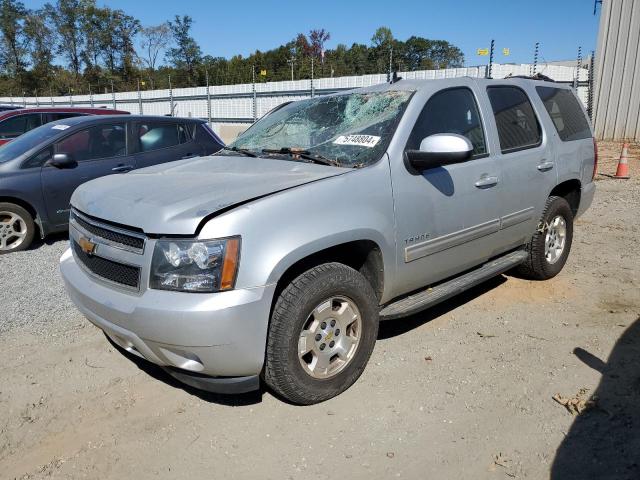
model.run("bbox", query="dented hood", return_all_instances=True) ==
[71,155,349,234]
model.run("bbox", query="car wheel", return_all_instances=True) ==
[264,262,379,405]
[0,202,35,254]
[516,196,574,280]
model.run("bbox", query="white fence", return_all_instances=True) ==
[0,62,589,139]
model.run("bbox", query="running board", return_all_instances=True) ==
[379,250,527,320]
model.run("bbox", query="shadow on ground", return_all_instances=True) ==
[551,316,640,480]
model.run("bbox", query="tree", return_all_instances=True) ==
[139,22,171,84]
[0,0,28,85]
[307,28,330,58]
[24,10,56,86]
[46,0,88,80]
[371,26,393,74]
[166,15,201,85]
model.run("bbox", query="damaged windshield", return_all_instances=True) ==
[224,90,414,167]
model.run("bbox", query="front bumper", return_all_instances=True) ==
[60,247,275,393]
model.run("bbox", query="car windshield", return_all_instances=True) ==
[0,123,66,163]
[226,90,413,167]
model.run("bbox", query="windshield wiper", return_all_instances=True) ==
[261,147,341,167]
[221,146,259,157]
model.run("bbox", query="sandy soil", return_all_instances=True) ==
[0,142,638,480]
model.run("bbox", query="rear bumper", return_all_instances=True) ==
[60,247,275,392]
[577,182,595,218]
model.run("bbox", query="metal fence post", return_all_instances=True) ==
[137,79,143,114]
[22,91,26,107]
[49,86,54,107]
[311,56,315,97]
[206,69,212,127]
[89,84,94,107]
[587,50,595,121]
[69,88,73,107]
[252,65,257,122]
[34,90,39,107]
[168,75,174,116]
[574,46,582,90]
[9,93,13,106]
[111,80,116,109]
[488,39,495,79]
[532,42,539,75]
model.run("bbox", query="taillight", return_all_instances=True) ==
[592,138,598,180]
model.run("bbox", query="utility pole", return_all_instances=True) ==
[252,65,257,121]
[206,69,212,127]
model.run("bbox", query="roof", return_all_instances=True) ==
[44,114,206,127]
[0,106,129,119]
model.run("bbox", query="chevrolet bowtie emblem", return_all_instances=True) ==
[78,236,97,255]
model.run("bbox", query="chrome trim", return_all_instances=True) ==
[69,224,142,294]
[70,208,146,254]
[405,218,501,262]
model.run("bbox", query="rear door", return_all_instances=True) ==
[484,84,557,247]
[40,122,132,226]
[133,120,203,169]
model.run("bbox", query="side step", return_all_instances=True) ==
[379,250,527,320]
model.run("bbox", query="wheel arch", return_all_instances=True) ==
[549,179,581,216]
[0,195,43,237]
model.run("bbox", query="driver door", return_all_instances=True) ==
[390,86,505,295]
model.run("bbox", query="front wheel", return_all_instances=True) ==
[0,203,35,254]
[264,262,379,405]
[516,196,574,280]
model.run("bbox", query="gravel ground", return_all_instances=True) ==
[0,142,638,479]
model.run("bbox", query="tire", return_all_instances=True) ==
[516,196,574,280]
[264,262,379,405]
[0,202,35,254]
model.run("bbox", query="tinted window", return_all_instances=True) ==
[46,112,84,122]
[0,114,43,140]
[536,86,591,141]
[487,87,541,153]
[137,122,192,152]
[0,123,64,163]
[406,88,487,156]
[55,123,126,161]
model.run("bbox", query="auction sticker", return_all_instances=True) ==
[51,124,70,130]
[333,134,381,148]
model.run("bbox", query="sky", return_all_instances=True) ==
[29,0,602,66]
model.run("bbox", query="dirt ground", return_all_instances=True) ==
[1,142,639,480]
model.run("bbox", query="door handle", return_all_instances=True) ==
[112,165,134,173]
[474,175,499,188]
[537,160,555,171]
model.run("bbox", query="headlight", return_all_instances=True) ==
[150,237,240,293]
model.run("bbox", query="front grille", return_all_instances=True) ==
[71,210,145,252]
[72,240,140,289]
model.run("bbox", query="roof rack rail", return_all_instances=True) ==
[504,73,555,82]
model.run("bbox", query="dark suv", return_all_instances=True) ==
[0,107,130,145]
[0,115,224,253]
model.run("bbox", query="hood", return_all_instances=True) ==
[71,155,350,234]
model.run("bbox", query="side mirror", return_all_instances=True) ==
[406,133,473,171]
[48,153,77,169]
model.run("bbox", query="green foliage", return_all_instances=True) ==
[0,3,465,98]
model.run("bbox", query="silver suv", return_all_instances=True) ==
[60,77,596,404]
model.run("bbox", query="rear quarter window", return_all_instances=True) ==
[487,86,541,154]
[536,86,591,141]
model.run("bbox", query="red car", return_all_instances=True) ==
[0,107,130,145]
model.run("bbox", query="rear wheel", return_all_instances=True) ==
[264,262,379,405]
[516,196,573,280]
[0,203,35,254]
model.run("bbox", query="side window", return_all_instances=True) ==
[23,146,53,169]
[536,86,591,141]
[487,86,541,153]
[55,123,126,161]
[0,114,42,140]
[137,122,190,152]
[406,88,487,157]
